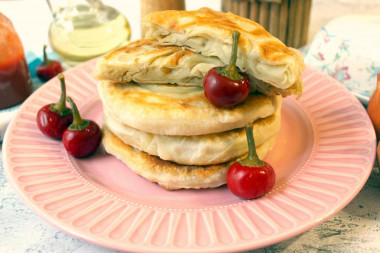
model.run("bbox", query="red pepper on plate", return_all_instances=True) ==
[226,124,276,199]
[36,73,73,139]
[62,96,101,158]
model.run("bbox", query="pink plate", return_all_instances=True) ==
[3,60,376,252]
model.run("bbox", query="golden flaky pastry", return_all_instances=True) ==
[102,127,277,190]
[103,101,280,165]
[98,80,281,136]
[142,7,304,97]
[93,39,223,86]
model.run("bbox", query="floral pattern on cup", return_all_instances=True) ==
[304,23,380,104]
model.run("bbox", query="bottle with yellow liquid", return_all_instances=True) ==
[48,0,130,66]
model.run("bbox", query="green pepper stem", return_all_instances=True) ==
[66,96,89,131]
[55,74,66,112]
[240,124,265,167]
[216,30,242,81]
[227,31,240,71]
[43,45,48,64]
[50,74,71,116]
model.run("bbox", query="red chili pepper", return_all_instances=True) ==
[203,30,250,107]
[226,124,276,199]
[36,45,63,81]
[62,96,101,158]
[36,74,73,139]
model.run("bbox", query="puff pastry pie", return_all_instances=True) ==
[93,39,224,86]
[142,7,305,97]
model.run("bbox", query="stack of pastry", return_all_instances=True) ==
[93,8,304,190]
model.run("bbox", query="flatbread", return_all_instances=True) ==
[103,100,281,165]
[142,7,304,97]
[102,127,277,190]
[98,80,281,136]
[93,39,224,86]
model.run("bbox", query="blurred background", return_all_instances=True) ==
[2,0,379,56]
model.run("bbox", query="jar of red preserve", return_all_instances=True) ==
[0,13,32,109]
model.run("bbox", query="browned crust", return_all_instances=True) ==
[103,39,196,68]
[98,80,281,136]
[102,127,231,190]
[143,7,299,63]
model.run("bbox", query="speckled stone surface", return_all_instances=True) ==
[1,144,379,252]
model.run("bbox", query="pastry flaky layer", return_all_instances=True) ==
[142,7,305,97]
[102,127,277,190]
[98,80,282,136]
[93,39,224,86]
[103,100,281,165]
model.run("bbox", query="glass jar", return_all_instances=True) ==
[48,0,131,66]
[0,13,32,109]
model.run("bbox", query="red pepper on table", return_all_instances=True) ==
[226,124,276,199]
[36,73,73,139]
[36,45,63,81]
[203,30,250,108]
[62,96,101,158]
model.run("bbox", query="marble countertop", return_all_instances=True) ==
[1,0,380,252]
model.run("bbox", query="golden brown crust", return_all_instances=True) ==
[98,80,281,136]
[143,8,295,63]
[103,39,161,59]
[103,99,281,165]
[93,39,224,86]
[102,127,230,190]
[102,127,276,190]
[142,7,305,97]
[103,39,185,62]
